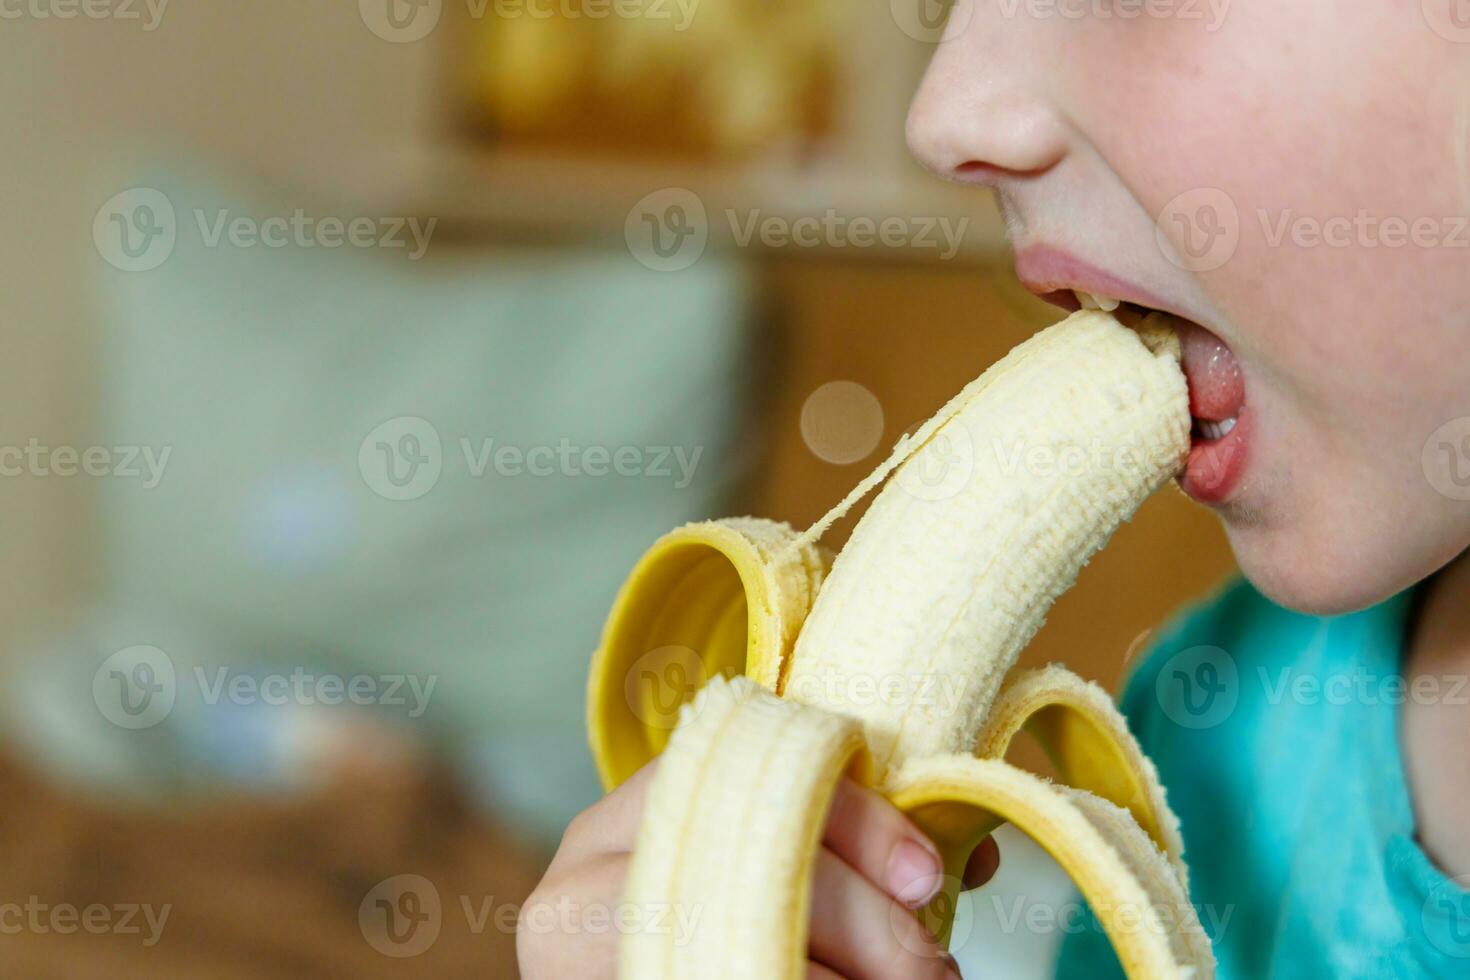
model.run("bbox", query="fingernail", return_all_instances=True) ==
[886,838,943,909]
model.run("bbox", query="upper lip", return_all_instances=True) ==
[1014,244,1184,319]
[1017,243,1248,431]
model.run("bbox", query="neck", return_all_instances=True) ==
[1400,548,1470,877]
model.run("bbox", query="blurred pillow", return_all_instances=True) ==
[69,169,754,833]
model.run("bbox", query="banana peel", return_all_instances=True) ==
[586,311,1215,978]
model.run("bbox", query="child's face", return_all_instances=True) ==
[908,0,1470,614]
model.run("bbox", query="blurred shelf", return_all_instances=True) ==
[351,144,1009,266]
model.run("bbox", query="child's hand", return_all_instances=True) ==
[518,758,999,979]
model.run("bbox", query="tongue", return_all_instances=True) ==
[1177,320,1244,422]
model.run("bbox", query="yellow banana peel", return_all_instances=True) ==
[587,309,1214,978]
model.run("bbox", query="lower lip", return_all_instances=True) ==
[1028,279,1250,502]
[1180,409,1251,504]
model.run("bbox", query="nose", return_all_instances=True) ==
[906,18,1070,183]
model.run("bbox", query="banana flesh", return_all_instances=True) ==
[784,309,1188,780]
[588,310,1213,978]
[621,676,870,977]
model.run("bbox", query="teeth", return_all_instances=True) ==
[1195,416,1238,442]
[1076,291,1121,312]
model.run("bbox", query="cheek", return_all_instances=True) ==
[1081,1,1465,374]
[1067,2,1470,610]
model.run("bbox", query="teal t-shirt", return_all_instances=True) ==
[1053,577,1470,978]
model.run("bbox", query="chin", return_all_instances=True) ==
[1224,523,1412,618]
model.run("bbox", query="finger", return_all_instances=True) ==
[807,960,847,980]
[519,851,626,980]
[808,848,960,980]
[962,835,1001,890]
[823,779,945,909]
[554,759,660,863]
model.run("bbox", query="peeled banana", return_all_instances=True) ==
[587,309,1213,977]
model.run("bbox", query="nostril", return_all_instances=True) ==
[954,161,1002,180]
[949,159,1052,184]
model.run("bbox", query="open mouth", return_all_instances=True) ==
[1038,288,1249,504]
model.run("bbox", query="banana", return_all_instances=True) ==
[587,309,1213,977]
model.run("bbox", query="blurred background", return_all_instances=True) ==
[0,1,1234,976]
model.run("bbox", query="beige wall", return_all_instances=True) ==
[0,4,442,653]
